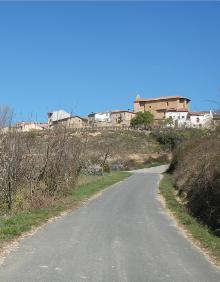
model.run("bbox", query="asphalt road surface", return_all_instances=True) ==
[0,165,220,282]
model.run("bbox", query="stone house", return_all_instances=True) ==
[110,110,136,126]
[16,122,48,132]
[48,110,71,127]
[51,116,88,128]
[67,116,88,128]
[134,96,190,120]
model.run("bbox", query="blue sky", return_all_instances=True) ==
[0,2,220,122]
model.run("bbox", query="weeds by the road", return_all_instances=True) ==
[160,174,220,264]
[72,171,130,201]
[0,172,130,249]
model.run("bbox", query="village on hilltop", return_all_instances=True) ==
[14,95,220,132]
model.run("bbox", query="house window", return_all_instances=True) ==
[182,116,185,119]
[196,117,200,123]
[149,106,151,109]
[167,102,169,106]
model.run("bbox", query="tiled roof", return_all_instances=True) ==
[53,115,87,122]
[111,110,134,114]
[190,111,209,116]
[166,109,189,112]
[134,96,190,102]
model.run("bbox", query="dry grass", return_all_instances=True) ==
[172,136,220,233]
[160,174,220,265]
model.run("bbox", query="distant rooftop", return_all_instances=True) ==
[166,109,189,112]
[48,110,71,122]
[111,109,134,114]
[134,96,191,102]
[189,111,210,116]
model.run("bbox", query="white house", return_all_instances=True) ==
[94,112,111,122]
[165,110,189,127]
[189,111,213,128]
[165,110,213,128]
[88,111,111,127]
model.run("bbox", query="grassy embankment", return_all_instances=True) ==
[160,174,220,264]
[0,171,130,249]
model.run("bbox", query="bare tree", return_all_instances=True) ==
[0,131,25,211]
[0,122,88,213]
[0,106,13,129]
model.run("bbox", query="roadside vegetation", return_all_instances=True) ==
[85,130,169,171]
[0,106,169,248]
[158,125,220,263]
[0,127,167,217]
[160,174,220,263]
[0,171,130,248]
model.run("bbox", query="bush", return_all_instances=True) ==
[131,111,154,129]
[151,129,185,150]
[171,135,220,233]
[0,128,86,214]
[102,164,110,173]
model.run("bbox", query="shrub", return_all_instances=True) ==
[151,129,185,150]
[172,136,220,233]
[0,128,86,214]
[102,164,110,173]
[131,111,154,129]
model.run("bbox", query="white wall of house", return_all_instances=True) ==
[165,111,213,128]
[190,112,213,128]
[190,115,204,127]
[165,111,189,127]
[94,112,111,122]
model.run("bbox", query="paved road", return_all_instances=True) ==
[0,165,220,282]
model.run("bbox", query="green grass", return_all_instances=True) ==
[0,171,130,247]
[72,172,131,201]
[160,174,220,263]
[0,207,63,241]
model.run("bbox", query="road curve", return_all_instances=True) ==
[0,165,219,282]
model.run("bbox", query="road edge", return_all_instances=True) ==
[0,172,131,266]
[158,174,220,269]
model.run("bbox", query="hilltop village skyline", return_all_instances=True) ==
[4,95,218,132]
[6,93,220,124]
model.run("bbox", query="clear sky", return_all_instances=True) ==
[0,1,220,122]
